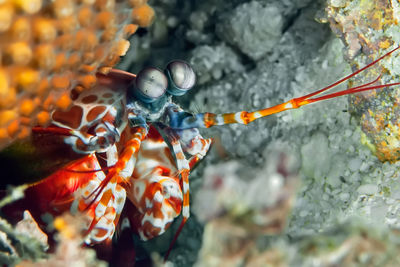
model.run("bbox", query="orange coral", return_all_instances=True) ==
[0,0,154,149]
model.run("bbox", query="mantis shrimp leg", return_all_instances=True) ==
[159,127,195,260]
[70,145,126,243]
[86,126,148,207]
[70,125,147,242]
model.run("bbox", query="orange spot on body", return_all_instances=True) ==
[86,106,106,122]
[168,196,183,214]
[176,152,185,160]
[151,202,164,219]
[141,221,161,239]
[102,93,113,98]
[222,113,235,124]
[78,199,87,212]
[0,110,17,127]
[183,191,189,206]
[70,88,80,101]
[52,105,83,129]
[83,190,90,197]
[240,111,250,124]
[102,111,117,124]
[101,189,113,205]
[94,228,109,239]
[82,95,98,104]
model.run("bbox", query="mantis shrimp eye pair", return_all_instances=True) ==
[134,60,196,103]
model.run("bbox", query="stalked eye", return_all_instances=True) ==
[164,60,196,96]
[135,67,167,103]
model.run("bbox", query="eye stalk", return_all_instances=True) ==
[134,67,168,103]
[165,60,196,96]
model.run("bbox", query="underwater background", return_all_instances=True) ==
[1,0,400,266]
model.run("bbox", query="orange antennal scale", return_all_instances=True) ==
[198,45,400,128]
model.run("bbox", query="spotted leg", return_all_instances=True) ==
[71,125,147,243]
[124,126,184,240]
[127,167,183,240]
[70,145,126,243]
[162,129,192,260]
[67,125,149,244]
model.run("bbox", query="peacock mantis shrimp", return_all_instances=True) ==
[21,44,400,260]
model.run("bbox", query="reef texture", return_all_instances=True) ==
[0,210,47,265]
[0,0,154,149]
[326,0,400,162]
[19,213,107,267]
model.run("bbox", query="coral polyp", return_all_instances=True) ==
[0,0,154,149]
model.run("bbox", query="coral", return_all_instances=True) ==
[0,0,154,150]
[0,203,47,265]
[0,186,106,266]
[19,213,107,267]
[326,0,400,162]
[15,210,48,250]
